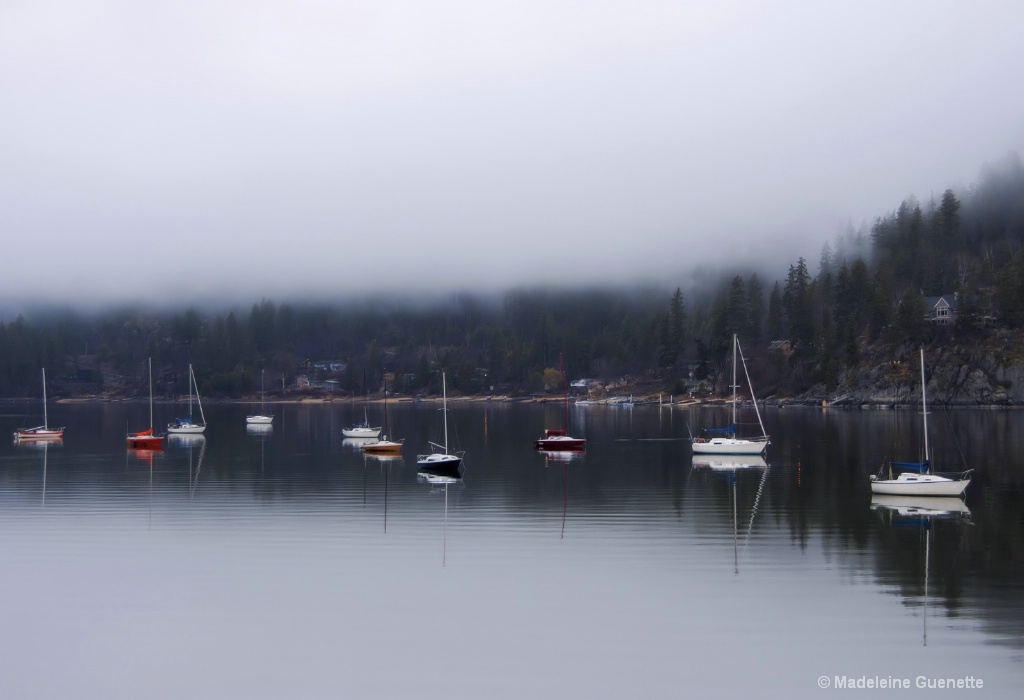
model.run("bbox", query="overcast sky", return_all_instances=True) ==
[2,0,1023,310]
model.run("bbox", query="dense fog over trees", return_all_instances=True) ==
[2,153,1023,399]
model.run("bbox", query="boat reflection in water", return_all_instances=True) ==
[691,455,769,574]
[168,433,207,500]
[167,432,206,447]
[542,448,583,538]
[15,438,58,506]
[362,452,402,531]
[418,463,464,567]
[342,437,374,452]
[871,494,972,647]
[246,423,273,437]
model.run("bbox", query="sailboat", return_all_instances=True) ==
[167,364,206,434]
[361,378,403,455]
[692,334,769,455]
[870,349,971,496]
[343,405,381,439]
[416,372,464,471]
[535,353,586,452]
[14,368,64,441]
[246,369,274,425]
[127,357,164,450]
[344,371,381,438]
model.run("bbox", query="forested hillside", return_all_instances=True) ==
[2,153,1023,400]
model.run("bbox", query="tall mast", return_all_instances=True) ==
[561,353,568,430]
[42,368,49,430]
[731,334,738,428]
[921,348,929,471]
[442,372,449,452]
[148,357,154,429]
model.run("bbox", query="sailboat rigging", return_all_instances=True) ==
[344,371,381,438]
[362,377,404,455]
[692,334,769,455]
[127,357,164,450]
[14,368,64,441]
[167,364,206,434]
[417,372,464,471]
[870,349,971,496]
[246,369,274,425]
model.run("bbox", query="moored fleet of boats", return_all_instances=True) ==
[11,345,976,503]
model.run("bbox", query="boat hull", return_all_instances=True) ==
[14,428,64,441]
[870,476,969,496]
[361,439,403,455]
[535,437,586,452]
[246,415,274,425]
[167,423,206,434]
[691,437,769,455]
[416,453,463,469]
[343,427,381,438]
[127,435,164,450]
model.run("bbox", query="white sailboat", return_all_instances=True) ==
[692,334,769,455]
[870,349,971,497]
[343,404,381,439]
[167,364,206,434]
[14,368,64,442]
[246,369,274,425]
[416,372,464,471]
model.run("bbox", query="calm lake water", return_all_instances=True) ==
[1,399,1022,699]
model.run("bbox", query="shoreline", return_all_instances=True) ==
[2,395,1016,409]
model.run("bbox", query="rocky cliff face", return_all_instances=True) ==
[800,332,1024,407]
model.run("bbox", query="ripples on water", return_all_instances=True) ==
[1,401,1022,699]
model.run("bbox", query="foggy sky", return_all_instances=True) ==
[2,0,1023,311]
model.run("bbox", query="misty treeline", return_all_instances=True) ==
[2,153,1023,399]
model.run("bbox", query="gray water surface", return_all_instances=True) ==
[1,400,1021,698]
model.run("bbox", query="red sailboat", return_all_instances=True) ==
[535,354,586,452]
[127,358,164,451]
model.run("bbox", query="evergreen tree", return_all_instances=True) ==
[767,282,784,339]
[727,276,750,342]
[783,258,814,349]
[669,287,686,359]
[746,274,765,342]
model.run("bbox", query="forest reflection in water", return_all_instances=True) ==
[0,400,1021,698]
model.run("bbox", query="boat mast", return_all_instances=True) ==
[148,357,154,429]
[380,376,387,438]
[731,334,738,430]
[41,368,49,430]
[920,348,929,472]
[561,353,568,430]
[442,372,449,452]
